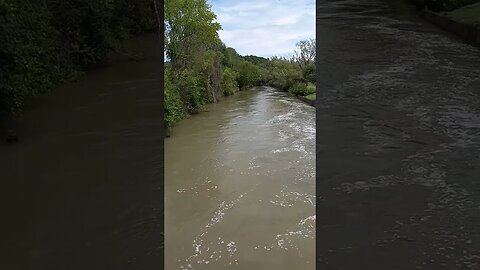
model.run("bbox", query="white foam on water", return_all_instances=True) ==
[253,215,316,256]
[270,187,315,208]
[180,193,246,269]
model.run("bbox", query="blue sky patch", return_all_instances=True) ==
[209,0,315,58]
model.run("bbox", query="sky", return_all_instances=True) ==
[209,0,315,58]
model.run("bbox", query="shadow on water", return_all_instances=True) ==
[0,35,164,270]
[317,0,480,269]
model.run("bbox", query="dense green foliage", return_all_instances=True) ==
[221,67,239,96]
[260,42,316,96]
[237,61,260,89]
[164,0,316,128]
[164,0,221,124]
[289,82,316,97]
[0,0,155,115]
[164,68,184,128]
[260,39,316,96]
[263,57,302,91]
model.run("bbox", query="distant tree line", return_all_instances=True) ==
[0,0,156,115]
[262,38,316,96]
[164,0,316,129]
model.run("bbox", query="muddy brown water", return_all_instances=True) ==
[317,0,480,269]
[0,35,163,270]
[165,87,315,269]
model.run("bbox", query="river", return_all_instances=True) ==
[165,88,315,269]
[0,35,164,270]
[317,0,480,269]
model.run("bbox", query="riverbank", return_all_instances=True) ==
[447,2,480,25]
[408,0,480,46]
[421,7,480,46]
[1,34,161,142]
[166,84,316,137]
[0,1,156,116]
[297,95,316,107]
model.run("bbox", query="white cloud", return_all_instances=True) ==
[210,0,315,58]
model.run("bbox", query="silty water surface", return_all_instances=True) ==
[165,87,315,269]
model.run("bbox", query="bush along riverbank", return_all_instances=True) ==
[414,0,480,46]
[164,0,316,132]
[0,0,156,117]
[446,1,480,26]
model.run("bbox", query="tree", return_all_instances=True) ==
[164,0,223,111]
[237,61,260,89]
[293,39,316,66]
[221,47,241,68]
[164,0,221,72]
[0,0,156,115]
[164,68,184,128]
[222,67,239,96]
[292,38,316,82]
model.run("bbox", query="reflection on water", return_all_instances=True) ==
[165,87,315,270]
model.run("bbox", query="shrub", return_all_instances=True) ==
[164,69,185,128]
[0,1,63,115]
[303,62,316,83]
[177,69,206,114]
[306,82,316,95]
[222,67,239,96]
[265,58,303,91]
[0,0,156,115]
[288,82,316,96]
[237,61,260,89]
